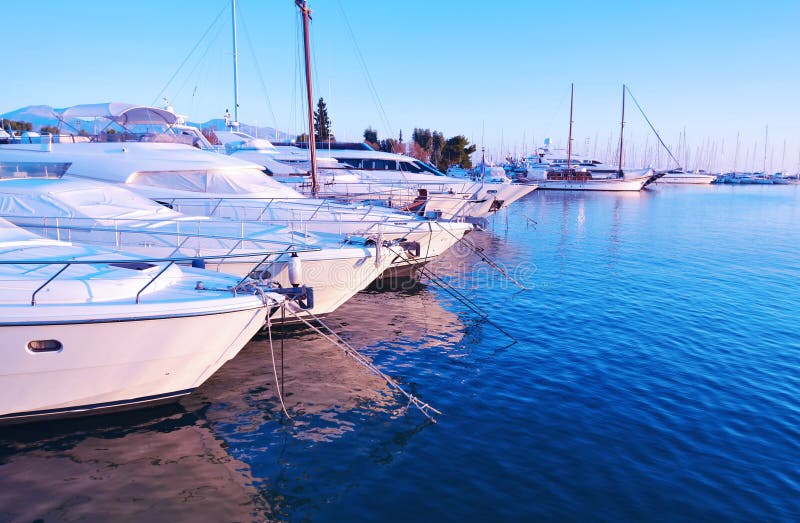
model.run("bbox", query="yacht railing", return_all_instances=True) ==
[152,196,472,231]
[0,250,295,307]
[6,216,321,249]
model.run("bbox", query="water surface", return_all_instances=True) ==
[2,184,799,522]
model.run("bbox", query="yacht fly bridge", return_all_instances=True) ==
[47,102,210,148]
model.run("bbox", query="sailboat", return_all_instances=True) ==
[520,85,657,191]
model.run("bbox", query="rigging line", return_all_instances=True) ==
[335,0,394,138]
[287,308,441,420]
[438,223,526,290]
[173,17,228,102]
[237,1,279,131]
[393,250,516,341]
[290,13,303,137]
[266,306,292,420]
[151,3,229,107]
[624,86,682,169]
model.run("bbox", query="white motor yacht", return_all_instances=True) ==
[212,132,536,219]
[0,174,404,317]
[0,118,473,278]
[657,169,718,184]
[0,217,283,424]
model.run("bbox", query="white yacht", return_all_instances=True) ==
[215,133,536,219]
[518,86,659,191]
[519,145,656,191]
[0,128,472,278]
[0,174,406,317]
[0,217,283,423]
[657,169,718,184]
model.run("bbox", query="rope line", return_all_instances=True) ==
[287,308,441,421]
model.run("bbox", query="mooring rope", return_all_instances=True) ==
[394,250,517,341]
[437,224,527,290]
[287,308,441,421]
[266,306,292,420]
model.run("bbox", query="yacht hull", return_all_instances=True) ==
[658,174,717,184]
[0,305,268,424]
[531,176,650,191]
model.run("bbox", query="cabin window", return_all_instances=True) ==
[28,340,63,353]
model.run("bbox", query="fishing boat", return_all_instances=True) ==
[0,217,283,423]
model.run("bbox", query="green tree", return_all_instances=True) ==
[438,135,476,171]
[379,138,404,154]
[412,128,432,151]
[39,125,59,135]
[363,127,379,149]
[295,132,309,144]
[313,97,334,142]
[431,131,445,168]
[2,119,32,132]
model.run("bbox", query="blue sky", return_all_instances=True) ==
[2,0,798,171]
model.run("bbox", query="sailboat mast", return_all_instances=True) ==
[231,0,240,129]
[763,125,768,173]
[296,0,319,197]
[567,83,574,170]
[618,84,626,176]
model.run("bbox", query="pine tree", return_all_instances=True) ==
[314,97,334,142]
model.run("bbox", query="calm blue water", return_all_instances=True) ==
[2,184,799,522]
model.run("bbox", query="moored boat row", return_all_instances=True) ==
[0,100,538,424]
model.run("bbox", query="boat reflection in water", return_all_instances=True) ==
[0,410,272,522]
[189,279,468,442]
[0,275,471,521]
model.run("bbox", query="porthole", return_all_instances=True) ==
[28,340,62,353]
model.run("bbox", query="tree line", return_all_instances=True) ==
[365,127,476,172]
[296,98,477,172]
[2,119,60,135]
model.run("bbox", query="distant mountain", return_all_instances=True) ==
[190,119,294,142]
[1,105,60,129]
[1,105,294,141]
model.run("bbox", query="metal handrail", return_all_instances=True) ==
[3,218,322,254]
[135,261,174,304]
[30,263,71,306]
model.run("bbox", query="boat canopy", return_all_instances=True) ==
[57,103,178,126]
[0,178,184,221]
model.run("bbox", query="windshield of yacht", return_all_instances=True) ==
[412,160,446,176]
[0,162,70,179]
[127,168,303,197]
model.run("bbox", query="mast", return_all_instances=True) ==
[296,0,319,197]
[230,0,240,129]
[763,125,768,173]
[567,83,574,170]
[618,84,625,177]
